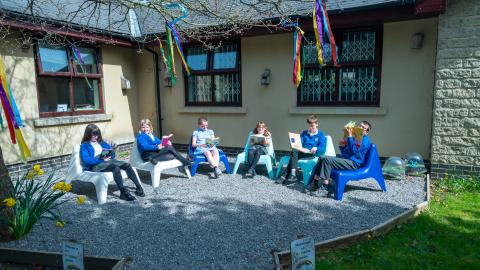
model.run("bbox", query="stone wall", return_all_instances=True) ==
[431,0,480,179]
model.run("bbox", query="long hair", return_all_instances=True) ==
[81,124,103,143]
[139,119,154,133]
[253,121,271,137]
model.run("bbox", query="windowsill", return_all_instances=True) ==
[178,107,247,114]
[33,114,113,127]
[289,107,387,115]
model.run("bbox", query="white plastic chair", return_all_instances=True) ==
[275,135,336,185]
[232,132,276,178]
[129,141,191,188]
[65,145,142,204]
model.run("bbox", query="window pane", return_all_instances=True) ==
[38,44,69,73]
[213,44,238,69]
[37,77,71,112]
[339,67,377,102]
[73,79,100,111]
[187,75,212,102]
[300,68,335,103]
[303,36,332,64]
[186,47,208,71]
[214,73,241,103]
[74,47,98,74]
[342,31,376,62]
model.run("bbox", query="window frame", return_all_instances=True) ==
[297,26,383,107]
[184,41,242,107]
[34,43,105,118]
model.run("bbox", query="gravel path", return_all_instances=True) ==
[1,164,426,270]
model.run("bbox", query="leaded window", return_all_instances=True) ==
[298,28,382,106]
[35,42,104,117]
[185,43,241,106]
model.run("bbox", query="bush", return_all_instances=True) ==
[433,174,480,194]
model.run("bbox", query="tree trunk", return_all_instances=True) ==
[0,145,13,241]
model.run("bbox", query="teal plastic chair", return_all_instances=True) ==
[275,135,336,186]
[232,132,276,178]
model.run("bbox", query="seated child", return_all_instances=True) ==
[136,119,191,166]
[276,115,326,184]
[192,116,223,178]
[307,120,372,196]
[245,121,272,178]
[80,124,144,201]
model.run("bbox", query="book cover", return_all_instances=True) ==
[99,149,113,159]
[250,134,266,144]
[161,134,173,146]
[288,132,309,153]
[205,137,220,147]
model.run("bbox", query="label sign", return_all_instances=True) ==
[62,241,84,270]
[290,237,315,270]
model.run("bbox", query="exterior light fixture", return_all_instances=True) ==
[261,69,271,85]
[410,33,424,49]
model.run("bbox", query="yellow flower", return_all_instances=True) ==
[53,181,72,193]
[33,164,41,172]
[55,221,65,228]
[76,195,86,204]
[3,198,16,208]
[37,169,45,176]
[26,171,35,180]
[64,183,72,192]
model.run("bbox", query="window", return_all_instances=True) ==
[35,42,103,117]
[298,27,382,106]
[185,43,241,106]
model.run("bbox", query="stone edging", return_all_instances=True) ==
[272,174,431,270]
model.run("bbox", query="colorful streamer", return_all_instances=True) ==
[293,29,304,87]
[166,27,177,86]
[166,22,191,75]
[71,45,93,90]
[313,0,339,66]
[157,38,168,71]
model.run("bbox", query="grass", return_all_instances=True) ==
[316,177,480,270]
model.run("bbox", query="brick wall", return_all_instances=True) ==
[431,0,480,179]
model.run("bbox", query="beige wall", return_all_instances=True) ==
[0,37,153,164]
[160,18,438,158]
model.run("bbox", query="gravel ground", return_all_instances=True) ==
[1,164,426,270]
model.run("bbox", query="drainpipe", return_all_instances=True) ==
[145,47,163,135]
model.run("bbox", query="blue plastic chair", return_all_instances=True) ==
[275,135,336,185]
[188,136,231,177]
[330,144,387,201]
[232,132,276,178]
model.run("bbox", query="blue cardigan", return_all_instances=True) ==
[300,130,327,156]
[339,136,371,166]
[80,141,115,171]
[136,132,161,154]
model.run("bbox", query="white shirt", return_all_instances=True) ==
[148,133,155,141]
[90,142,103,157]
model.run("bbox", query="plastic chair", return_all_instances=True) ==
[331,144,387,201]
[232,132,276,178]
[129,141,191,189]
[65,145,143,204]
[188,136,231,176]
[275,135,336,185]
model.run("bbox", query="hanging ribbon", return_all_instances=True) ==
[313,2,325,66]
[321,0,338,66]
[313,0,339,66]
[166,22,191,75]
[0,57,23,126]
[71,44,93,90]
[293,29,304,87]
[157,38,168,71]
[165,27,177,86]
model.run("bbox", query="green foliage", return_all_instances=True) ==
[316,180,480,269]
[0,166,70,239]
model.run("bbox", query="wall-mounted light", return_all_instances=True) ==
[261,68,271,85]
[410,33,424,49]
[121,76,131,90]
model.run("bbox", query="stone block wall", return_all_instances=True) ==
[431,0,480,179]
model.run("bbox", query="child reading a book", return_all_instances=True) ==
[192,116,223,178]
[245,122,272,177]
[80,124,144,201]
[136,119,191,166]
[276,115,326,184]
[306,120,372,196]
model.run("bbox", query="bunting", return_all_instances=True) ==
[313,0,339,66]
[293,29,304,87]
[71,44,93,90]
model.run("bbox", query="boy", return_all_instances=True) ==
[276,115,326,185]
[307,120,372,196]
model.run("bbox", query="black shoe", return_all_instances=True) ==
[251,168,257,177]
[303,181,318,196]
[275,177,286,185]
[246,168,254,178]
[316,184,329,197]
[135,188,145,197]
[213,168,219,179]
[182,159,192,166]
[120,189,136,201]
[286,174,298,182]
[150,158,159,165]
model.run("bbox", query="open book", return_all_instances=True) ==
[250,134,266,145]
[288,132,310,153]
[161,134,173,146]
[343,121,364,142]
[205,137,220,147]
[98,148,114,159]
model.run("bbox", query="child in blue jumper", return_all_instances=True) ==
[277,115,326,185]
[80,124,144,201]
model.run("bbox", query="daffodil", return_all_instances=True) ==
[26,171,35,180]
[53,181,65,191]
[33,164,41,172]
[37,169,45,176]
[64,183,72,192]
[55,221,65,228]
[3,197,16,208]
[76,195,86,204]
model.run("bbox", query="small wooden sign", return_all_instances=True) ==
[62,241,84,270]
[290,237,315,270]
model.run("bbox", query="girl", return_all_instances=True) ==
[80,124,144,201]
[192,116,222,178]
[245,122,271,177]
[136,119,191,166]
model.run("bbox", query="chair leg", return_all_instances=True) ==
[265,160,274,179]
[95,182,109,205]
[184,166,192,179]
[190,161,199,177]
[334,179,346,201]
[275,156,290,178]
[151,167,162,189]
[221,156,231,174]
[232,157,242,175]
[376,176,387,192]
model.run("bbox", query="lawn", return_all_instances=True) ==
[316,177,480,269]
